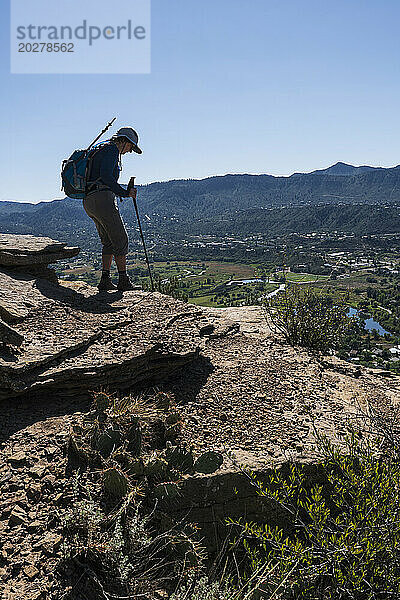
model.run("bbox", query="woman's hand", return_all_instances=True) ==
[129,187,137,200]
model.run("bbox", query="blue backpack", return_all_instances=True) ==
[61,142,107,199]
[61,117,117,199]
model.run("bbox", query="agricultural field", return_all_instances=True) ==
[150,260,256,284]
[148,261,267,307]
[274,271,329,283]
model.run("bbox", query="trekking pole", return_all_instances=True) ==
[86,117,116,152]
[128,177,155,291]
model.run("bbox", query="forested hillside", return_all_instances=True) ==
[1,163,399,248]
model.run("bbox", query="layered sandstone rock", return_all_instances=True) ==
[0,234,79,267]
[0,234,230,400]
[0,272,223,400]
[0,318,24,347]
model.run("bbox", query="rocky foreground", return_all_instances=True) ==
[0,234,399,598]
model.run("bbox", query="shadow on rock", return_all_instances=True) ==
[0,345,19,363]
[0,394,91,443]
[0,356,214,443]
[34,277,122,314]
[159,355,214,405]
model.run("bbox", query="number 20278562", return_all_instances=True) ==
[18,42,74,52]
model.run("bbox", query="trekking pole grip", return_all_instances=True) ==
[127,177,136,194]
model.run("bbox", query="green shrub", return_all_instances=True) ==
[265,286,353,353]
[235,429,400,599]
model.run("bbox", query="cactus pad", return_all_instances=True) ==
[145,456,169,479]
[103,467,130,498]
[94,392,111,413]
[165,411,181,426]
[194,451,223,474]
[126,458,145,478]
[165,444,194,474]
[96,427,122,458]
[165,423,181,442]
[154,481,181,501]
[126,424,142,456]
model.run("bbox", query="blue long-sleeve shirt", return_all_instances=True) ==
[86,142,129,197]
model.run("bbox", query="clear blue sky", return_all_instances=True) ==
[1,0,400,202]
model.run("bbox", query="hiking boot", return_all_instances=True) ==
[117,273,139,291]
[98,273,117,291]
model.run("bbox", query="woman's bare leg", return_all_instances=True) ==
[114,255,126,272]
[102,254,113,270]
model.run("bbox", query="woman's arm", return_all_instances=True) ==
[99,145,130,197]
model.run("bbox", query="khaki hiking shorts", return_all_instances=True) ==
[83,190,129,256]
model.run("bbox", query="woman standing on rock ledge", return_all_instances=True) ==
[83,127,142,292]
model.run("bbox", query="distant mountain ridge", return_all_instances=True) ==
[0,201,39,217]
[2,161,400,213]
[131,162,400,215]
[302,161,394,176]
[1,162,400,245]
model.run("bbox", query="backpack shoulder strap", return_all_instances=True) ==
[85,144,108,191]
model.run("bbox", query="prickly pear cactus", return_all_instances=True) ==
[164,423,181,443]
[126,423,142,456]
[96,427,122,458]
[126,457,145,478]
[111,449,144,478]
[144,455,168,479]
[194,451,223,474]
[103,467,130,499]
[165,443,194,474]
[154,481,180,501]
[94,391,111,413]
[165,411,181,426]
[67,432,96,469]
[154,391,171,410]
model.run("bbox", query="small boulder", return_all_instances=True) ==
[9,507,27,526]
